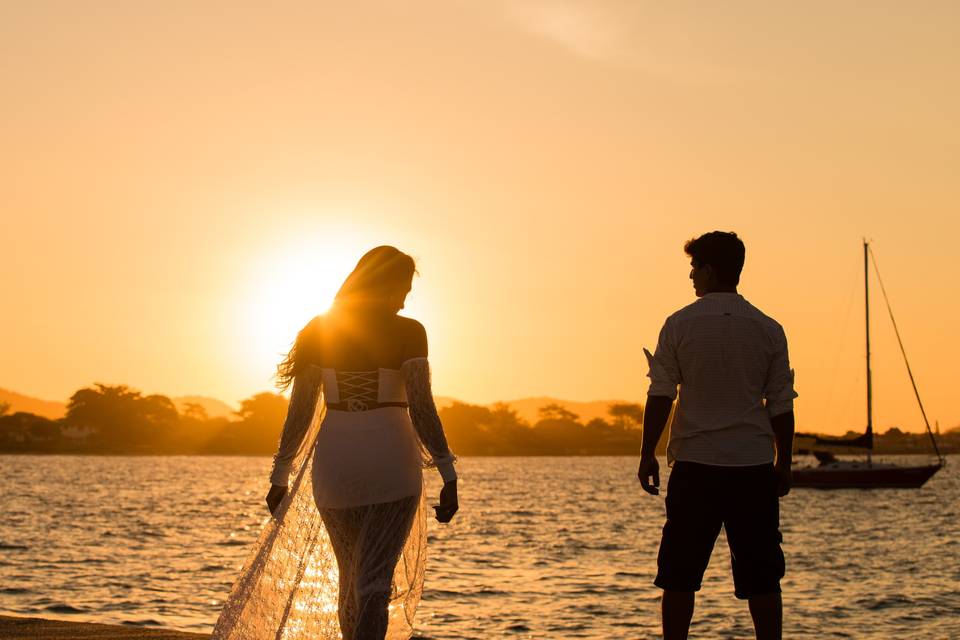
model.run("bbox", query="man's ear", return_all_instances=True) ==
[703,264,716,285]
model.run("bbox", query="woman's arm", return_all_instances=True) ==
[268,365,323,487]
[397,319,458,522]
[401,357,457,482]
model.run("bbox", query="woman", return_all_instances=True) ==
[213,246,458,640]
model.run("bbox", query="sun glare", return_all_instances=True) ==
[231,224,439,392]
[238,234,365,387]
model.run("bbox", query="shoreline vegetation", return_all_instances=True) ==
[1,384,957,456]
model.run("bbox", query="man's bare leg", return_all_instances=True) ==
[662,590,695,640]
[748,592,782,640]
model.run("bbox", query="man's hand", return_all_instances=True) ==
[638,395,672,496]
[637,456,661,495]
[771,410,795,498]
[266,484,287,515]
[775,463,791,497]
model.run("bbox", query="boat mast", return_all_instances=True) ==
[867,244,945,466]
[864,240,873,465]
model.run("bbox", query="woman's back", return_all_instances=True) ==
[300,311,428,508]
[308,311,427,372]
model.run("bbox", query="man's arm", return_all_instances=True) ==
[639,319,680,496]
[637,395,673,495]
[771,410,795,497]
[641,396,673,460]
[764,323,797,497]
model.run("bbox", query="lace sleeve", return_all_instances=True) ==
[401,357,457,482]
[269,365,323,486]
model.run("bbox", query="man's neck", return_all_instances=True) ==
[703,286,738,295]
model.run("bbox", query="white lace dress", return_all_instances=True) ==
[212,357,456,640]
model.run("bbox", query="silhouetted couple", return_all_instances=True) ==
[214,231,796,640]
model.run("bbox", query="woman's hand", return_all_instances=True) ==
[265,484,288,515]
[433,480,459,523]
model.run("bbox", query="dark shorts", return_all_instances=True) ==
[654,461,785,600]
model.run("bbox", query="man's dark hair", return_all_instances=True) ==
[684,231,745,286]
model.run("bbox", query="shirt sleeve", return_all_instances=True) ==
[269,365,323,486]
[646,318,681,400]
[401,357,457,482]
[764,325,798,417]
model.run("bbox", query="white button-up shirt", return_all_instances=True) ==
[646,292,797,466]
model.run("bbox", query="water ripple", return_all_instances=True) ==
[0,455,956,638]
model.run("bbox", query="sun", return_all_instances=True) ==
[232,228,436,391]
[239,237,363,386]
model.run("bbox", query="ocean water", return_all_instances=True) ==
[0,455,957,639]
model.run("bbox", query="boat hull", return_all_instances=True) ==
[792,463,942,489]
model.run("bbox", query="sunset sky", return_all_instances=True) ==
[3,2,958,434]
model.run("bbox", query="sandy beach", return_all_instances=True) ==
[0,615,206,640]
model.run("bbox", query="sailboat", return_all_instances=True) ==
[791,241,944,489]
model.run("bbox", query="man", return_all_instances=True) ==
[637,231,797,640]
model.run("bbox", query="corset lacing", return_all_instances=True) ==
[334,371,380,411]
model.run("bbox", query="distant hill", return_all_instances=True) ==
[0,388,66,419]
[495,397,635,424]
[0,389,237,421]
[173,396,237,419]
[1,386,631,426]
[171,392,640,424]
[433,395,636,424]
[434,396,457,409]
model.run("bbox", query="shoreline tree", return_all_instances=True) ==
[0,387,955,456]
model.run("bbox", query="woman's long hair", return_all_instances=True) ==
[275,246,417,389]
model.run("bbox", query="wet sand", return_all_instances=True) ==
[0,615,207,639]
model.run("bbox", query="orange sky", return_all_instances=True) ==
[3,2,958,434]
